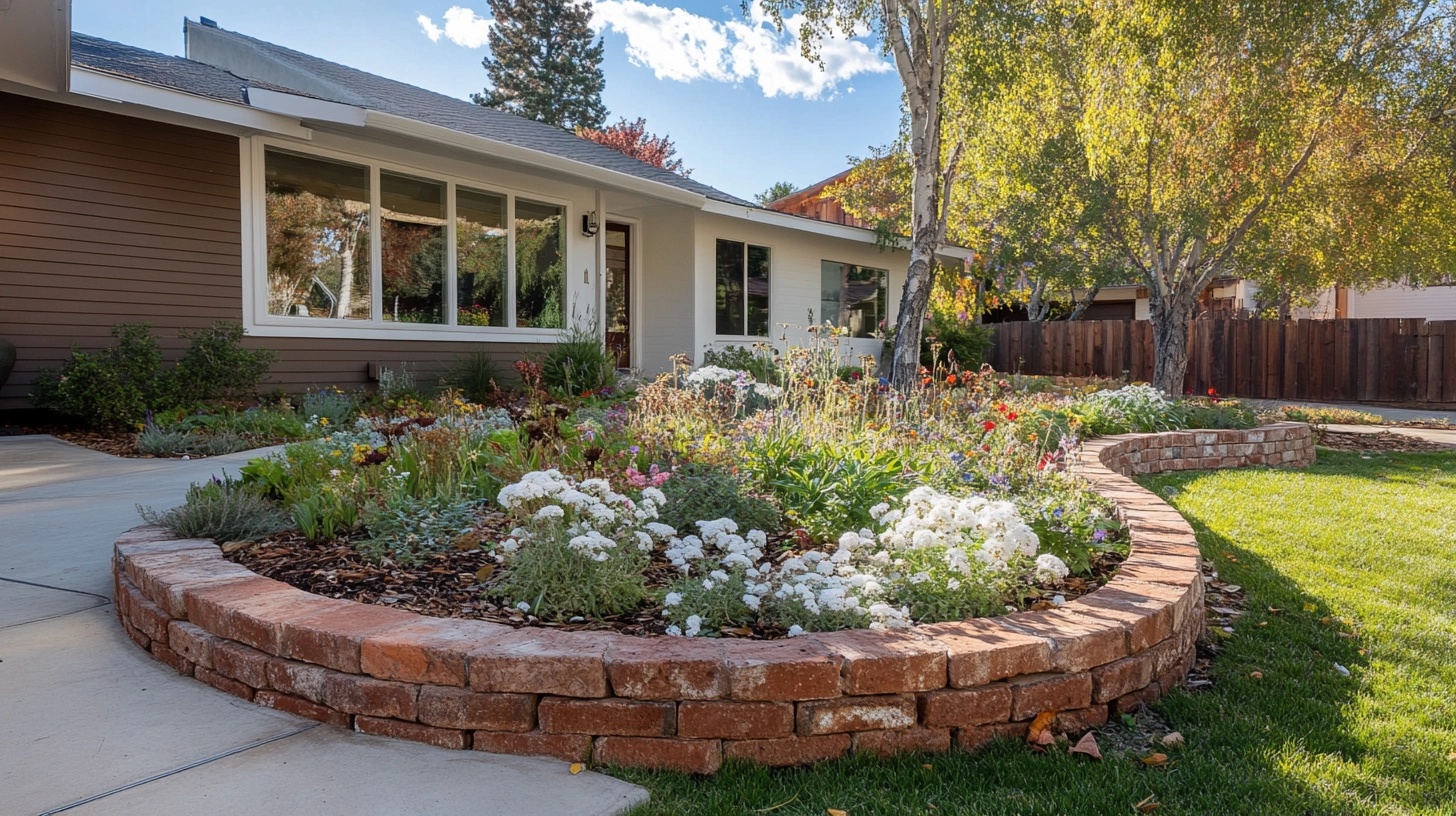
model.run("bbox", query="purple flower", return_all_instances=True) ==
[629,445,640,454]
[1093,529,1108,543]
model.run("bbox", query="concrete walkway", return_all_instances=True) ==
[0,436,648,816]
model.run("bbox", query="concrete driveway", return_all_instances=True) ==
[0,435,648,816]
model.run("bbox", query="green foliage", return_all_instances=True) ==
[165,322,277,405]
[921,314,993,371]
[743,435,912,542]
[655,464,781,537]
[754,181,797,205]
[1182,400,1258,431]
[472,0,606,130]
[541,323,617,395]
[886,545,1019,622]
[493,520,648,620]
[443,351,501,404]
[358,495,480,566]
[31,323,161,428]
[301,388,356,427]
[660,572,756,634]
[701,345,778,384]
[137,474,289,542]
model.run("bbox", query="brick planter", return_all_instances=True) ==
[112,423,1314,773]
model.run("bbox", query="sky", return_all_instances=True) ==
[71,0,904,202]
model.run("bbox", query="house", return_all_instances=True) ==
[0,4,968,410]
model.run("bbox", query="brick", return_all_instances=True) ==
[468,630,610,698]
[1110,683,1161,717]
[920,619,1054,688]
[417,686,536,732]
[150,642,193,676]
[920,684,1012,728]
[195,666,255,700]
[539,697,675,737]
[361,618,505,687]
[1070,587,1175,654]
[474,731,592,763]
[995,610,1127,673]
[723,734,849,767]
[810,629,947,695]
[797,694,917,735]
[280,602,420,674]
[594,736,722,774]
[266,657,335,704]
[184,577,325,654]
[725,640,842,701]
[677,701,793,740]
[213,640,272,689]
[255,691,351,728]
[168,621,220,669]
[1140,637,1186,678]
[1090,654,1154,703]
[852,727,952,757]
[118,574,170,644]
[134,558,260,619]
[606,637,727,700]
[1053,705,1108,735]
[124,622,151,651]
[356,716,468,750]
[955,721,1030,751]
[322,673,419,720]
[114,525,188,550]
[1008,673,1092,720]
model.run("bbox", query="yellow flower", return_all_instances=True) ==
[319,417,330,426]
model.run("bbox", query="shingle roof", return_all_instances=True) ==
[69,28,756,207]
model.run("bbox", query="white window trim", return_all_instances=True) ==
[712,237,773,342]
[240,135,571,343]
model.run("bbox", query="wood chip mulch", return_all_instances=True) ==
[1317,429,1456,453]
[17,426,150,457]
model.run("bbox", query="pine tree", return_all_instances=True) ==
[472,0,607,131]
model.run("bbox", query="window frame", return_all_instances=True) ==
[242,137,571,342]
[712,237,773,340]
[819,259,889,338]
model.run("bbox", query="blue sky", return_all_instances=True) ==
[72,1,903,202]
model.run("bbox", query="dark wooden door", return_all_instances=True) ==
[605,223,631,368]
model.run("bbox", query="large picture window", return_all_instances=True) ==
[259,146,568,334]
[820,261,888,338]
[715,239,770,336]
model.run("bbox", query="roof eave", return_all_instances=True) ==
[67,66,314,139]
[701,199,974,260]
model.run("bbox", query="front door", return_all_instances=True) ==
[605,223,631,368]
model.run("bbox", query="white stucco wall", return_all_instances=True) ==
[627,204,698,372]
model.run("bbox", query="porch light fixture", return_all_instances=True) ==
[581,210,600,237]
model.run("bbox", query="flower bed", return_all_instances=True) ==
[112,423,1313,772]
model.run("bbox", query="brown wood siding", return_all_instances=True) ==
[0,93,538,410]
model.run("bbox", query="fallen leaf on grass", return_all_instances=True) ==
[922,763,934,770]
[1267,607,1283,615]
[827,809,848,816]
[1133,794,1161,812]
[1070,732,1102,760]
[752,794,798,813]
[1249,671,1263,680]
[568,763,585,775]
[1027,710,1058,747]
[1140,752,1169,766]
[1160,732,1185,748]
[1334,663,1351,677]
[1447,751,1456,762]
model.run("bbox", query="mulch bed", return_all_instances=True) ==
[1316,429,1456,453]
[15,425,152,457]
[226,514,1127,639]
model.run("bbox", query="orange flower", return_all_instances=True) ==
[945,374,957,385]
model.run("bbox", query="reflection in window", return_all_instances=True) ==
[264,149,371,319]
[515,199,565,328]
[821,261,888,338]
[456,187,507,327]
[380,172,446,324]
[715,239,770,336]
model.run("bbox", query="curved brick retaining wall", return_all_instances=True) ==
[112,423,1314,773]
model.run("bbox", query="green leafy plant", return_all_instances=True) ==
[164,322,277,405]
[701,344,778,384]
[358,494,480,566]
[301,388,356,428]
[31,323,161,428]
[922,314,994,371]
[655,463,782,536]
[743,435,912,542]
[443,351,502,404]
[137,474,289,542]
[492,519,648,620]
[541,323,617,395]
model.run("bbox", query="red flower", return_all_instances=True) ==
[982,444,991,452]
[945,374,957,385]
[921,377,933,387]
[982,420,996,432]
[1208,387,1217,396]
[1006,412,1019,421]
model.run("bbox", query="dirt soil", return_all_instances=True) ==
[1317,430,1456,453]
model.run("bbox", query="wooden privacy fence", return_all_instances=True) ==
[988,318,1456,405]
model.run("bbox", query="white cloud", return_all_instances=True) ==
[417,6,494,49]
[591,0,890,99]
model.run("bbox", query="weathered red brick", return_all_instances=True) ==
[356,716,467,749]
[677,701,793,740]
[1110,683,1161,717]
[996,610,1127,673]
[955,721,1030,751]
[474,731,592,763]
[150,641,193,676]
[851,727,952,757]
[361,618,505,687]
[254,690,351,728]
[183,577,324,654]
[606,637,727,700]
[1089,653,1154,703]
[118,574,170,644]
[723,734,850,766]
[321,673,419,720]
[265,657,335,704]
[919,684,1012,728]
[594,736,722,774]
[1071,587,1175,654]
[810,629,947,695]
[723,640,842,701]
[124,621,151,651]
[279,602,419,674]
[212,639,272,689]
[538,697,675,736]
[134,557,259,619]
[919,619,1054,688]
[167,621,219,669]
[195,666,255,700]
[1008,672,1092,721]
[797,694,917,735]
[468,630,610,698]
[416,686,536,732]
[1053,705,1108,735]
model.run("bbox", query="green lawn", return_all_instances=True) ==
[613,449,1456,815]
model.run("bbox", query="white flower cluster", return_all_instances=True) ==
[683,366,744,385]
[496,471,672,563]
[1082,384,1172,411]
[875,487,1041,570]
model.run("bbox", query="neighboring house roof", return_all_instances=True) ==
[68,25,756,208]
[764,169,874,229]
